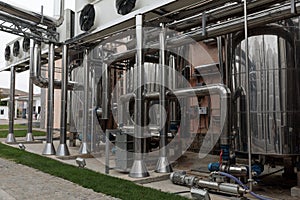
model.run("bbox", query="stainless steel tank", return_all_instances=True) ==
[232,25,300,155]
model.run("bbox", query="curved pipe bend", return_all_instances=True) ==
[30,41,83,90]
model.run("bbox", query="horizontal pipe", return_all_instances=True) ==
[168,0,286,30]
[0,0,64,27]
[103,1,300,64]
[170,171,246,195]
[120,84,230,102]
[167,1,300,47]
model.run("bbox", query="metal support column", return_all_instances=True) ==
[129,14,149,178]
[155,24,172,173]
[243,0,253,191]
[26,39,35,142]
[79,49,90,154]
[57,44,70,156]
[6,65,16,143]
[42,43,56,155]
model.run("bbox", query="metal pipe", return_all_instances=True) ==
[91,67,96,152]
[217,36,224,82]
[31,43,82,90]
[170,171,246,195]
[168,0,286,30]
[42,43,56,155]
[129,14,149,178]
[56,44,70,156]
[168,1,300,46]
[155,24,172,173]
[103,2,300,66]
[79,49,90,154]
[102,49,109,120]
[243,0,253,191]
[6,65,16,143]
[0,0,64,27]
[26,40,34,141]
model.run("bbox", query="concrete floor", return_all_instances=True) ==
[0,127,299,200]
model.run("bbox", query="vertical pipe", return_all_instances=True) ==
[6,65,16,143]
[102,51,109,120]
[91,66,95,152]
[56,44,70,156]
[79,49,90,154]
[26,39,35,142]
[243,0,253,191]
[42,43,56,155]
[105,130,110,174]
[155,24,172,173]
[129,14,149,178]
[68,69,77,147]
[217,36,224,82]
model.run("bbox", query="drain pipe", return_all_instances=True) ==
[56,44,70,156]
[155,23,172,173]
[79,49,90,154]
[42,43,56,155]
[6,65,16,143]
[129,14,149,178]
[26,39,35,142]
[243,0,253,191]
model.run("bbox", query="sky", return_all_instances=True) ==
[0,0,75,94]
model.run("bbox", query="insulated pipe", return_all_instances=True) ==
[168,0,286,30]
[103,2,300,66]
[243,0,253,191]
[217,36,224,82]
[167,1,300,47]
[56,44,70,156]
[42,43,56,155]
[26,41,34,142]
[31,43,82,90]
[129,14,149,178]
[119,84,231,145]
[0,0,64,27]
[79,49,90,154]
[102,49,109,120]
[6,65,16,143]
[170,171,246,195]
[155,24,172,173]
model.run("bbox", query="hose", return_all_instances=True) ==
[218,172,271,200]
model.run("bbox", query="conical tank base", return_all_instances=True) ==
[42,142,56,155]
[25,132,34,142]
[6,133,16,143]
[79,142,89,154]
[129,159,149,178]
[155,156,173,173]
[56,143,70,156]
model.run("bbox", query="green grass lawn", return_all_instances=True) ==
[0,124,27,129]
[0,143,186,200]
[0,130,46,138]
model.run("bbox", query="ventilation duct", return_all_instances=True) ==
[116,0,136,15]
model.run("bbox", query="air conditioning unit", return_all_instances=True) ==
[74,0,178,37]
[5,37,31,69]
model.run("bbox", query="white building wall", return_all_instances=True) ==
[0,106,9,119]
